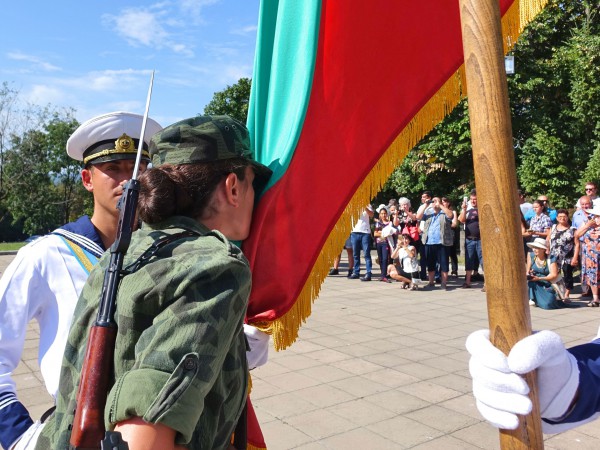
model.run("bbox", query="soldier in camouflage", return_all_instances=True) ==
[36,116,272,450]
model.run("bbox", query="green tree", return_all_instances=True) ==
[510,0,599,206]
[44,112,83,223]
[382,0,599,208]
[203,77,252,123]
[3,111,82,234]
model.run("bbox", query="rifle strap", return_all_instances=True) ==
[122,230,199,275]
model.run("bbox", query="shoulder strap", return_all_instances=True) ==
[123,230,199,275]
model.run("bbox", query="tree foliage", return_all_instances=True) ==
[2,108,82,236]
[203,77,252,123]
[382,0,599,209]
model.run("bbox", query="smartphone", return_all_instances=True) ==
[463,196,468,204]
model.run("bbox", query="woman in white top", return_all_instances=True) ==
[388,234,420,290]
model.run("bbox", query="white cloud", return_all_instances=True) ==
[24,84,65,105]
[178,0,221,24]
[59,69,152,92]
[6,52,61,72]
[231,25,257,36]
[102,7,193,57]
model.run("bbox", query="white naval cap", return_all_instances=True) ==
[67,111,163,165]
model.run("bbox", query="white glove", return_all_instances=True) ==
[9,422,45,450]
[466,329,579,431]
[244,324,270,370]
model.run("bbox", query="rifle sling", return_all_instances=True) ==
[122,230,199,275]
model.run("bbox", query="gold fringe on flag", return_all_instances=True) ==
[265,0,548,351]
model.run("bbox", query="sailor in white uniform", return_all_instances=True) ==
[0,111,162,450]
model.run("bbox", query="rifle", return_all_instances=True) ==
[69,72,155,450]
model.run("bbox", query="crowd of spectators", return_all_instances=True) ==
[329,182,600,309]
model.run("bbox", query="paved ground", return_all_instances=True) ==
[4,252,600,449]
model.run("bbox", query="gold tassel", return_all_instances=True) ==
[262,0,549,351]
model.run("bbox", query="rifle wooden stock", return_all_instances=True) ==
[70,325,117,450]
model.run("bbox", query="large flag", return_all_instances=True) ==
[243,1,548,448]
[244,0,548,351]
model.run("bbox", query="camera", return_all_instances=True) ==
[526,274,534,281]
[426,200,433,205]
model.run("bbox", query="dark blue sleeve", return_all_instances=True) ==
[0,394,33,449]
[545,338,600,425]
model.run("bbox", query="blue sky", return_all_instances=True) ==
[1,0,260,128]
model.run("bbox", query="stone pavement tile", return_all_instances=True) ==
[13,372,43,390]
[23,358,40,373]
[405,404,480,433]
[296,364,354,383]
[304,335,347,349]
[259,420,314,450]
[249,403,277,424]
[361,367,421,388]
[259,370,322,392]
[361,326,418,339]
[308,324,354,337]
[296,384,356,408]
[361,352,413,368]
[411,434,482,449]
[449,422,501,450]
[20,346,38,360]
[363,389,429,415]
[385,334,430,350]
[319,427,400,449]
[254,391,319,419]
[420,354,471,373]
[577,418,600,439]
[13,360,33,375]
[427,373,472,394]
[300,348,352,364]
[332,375,390,397]
[326,398,396,426]
[387,345,438,362]
[331,342,382,358]
[413,341,463,357]
[330,357,384,375]
[252,359,290,377]
[396,380,463,404]
[248,377,284,400]
[439,393,484,421]
[15,385,53,411]
[268,352,323,372]
[284,409,357,440]
[361,338,405,353]
[391,361,447,380]
[366,415,445,448]
[293,442,329,450]
[295,328,328,341]
[285,339,326,354]
[544,429,600,450]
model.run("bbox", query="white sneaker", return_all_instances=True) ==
[529,299,536,306]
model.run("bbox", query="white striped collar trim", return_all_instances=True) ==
[52,229,104,258]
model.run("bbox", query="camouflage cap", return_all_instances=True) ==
[149,115,272,186]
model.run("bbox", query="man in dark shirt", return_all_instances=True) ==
[458,189,483,289]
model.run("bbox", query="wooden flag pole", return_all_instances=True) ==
[459,0,544,449]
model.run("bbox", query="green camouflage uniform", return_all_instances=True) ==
[36,216,249,449]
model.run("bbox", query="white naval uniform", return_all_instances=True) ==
[0,218,103,450]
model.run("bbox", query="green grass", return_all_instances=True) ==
[0,242,25,251]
